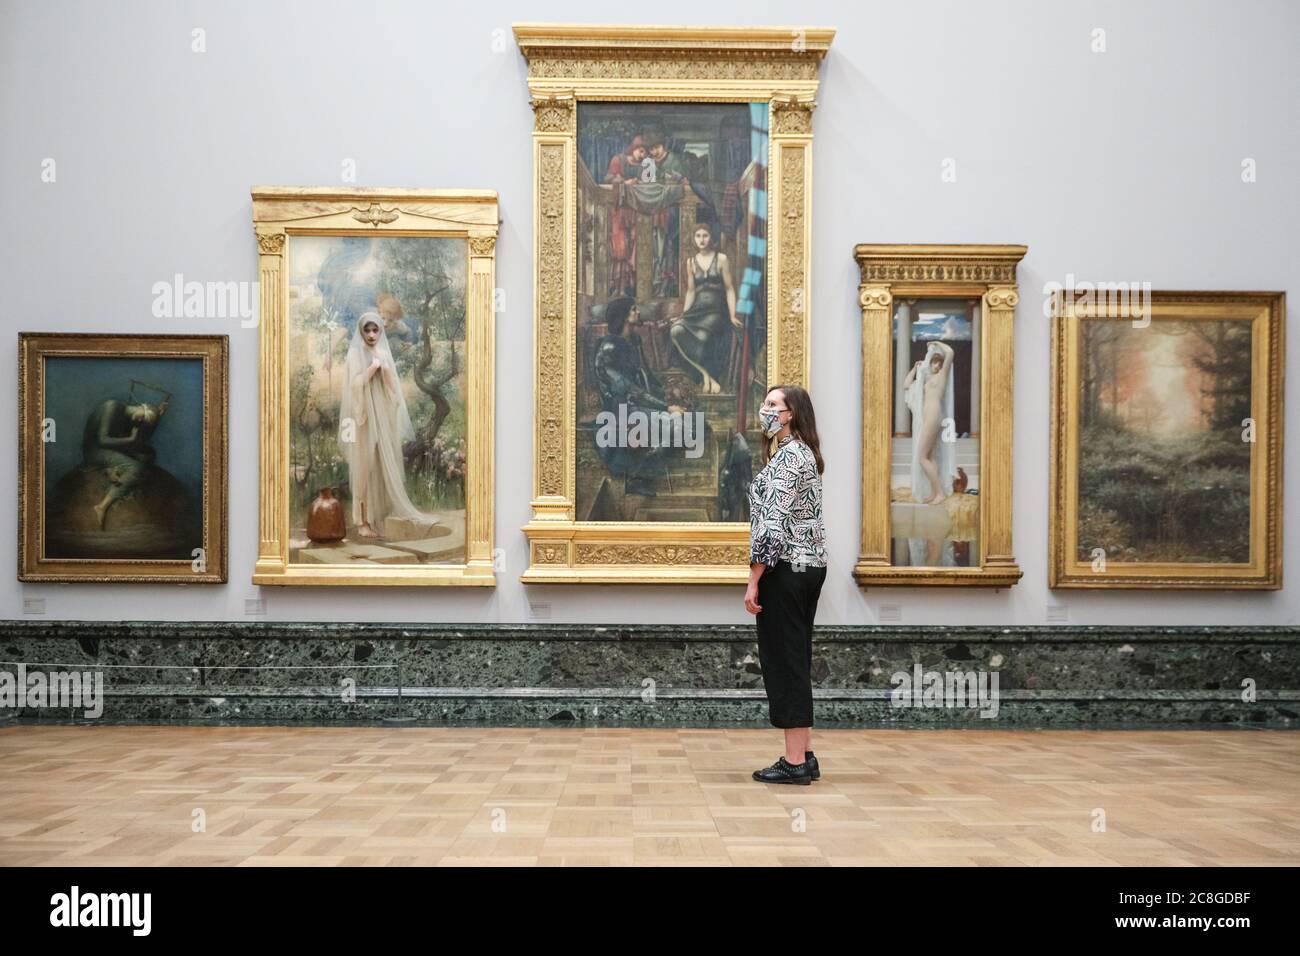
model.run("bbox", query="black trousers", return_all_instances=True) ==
[755,560,827,729]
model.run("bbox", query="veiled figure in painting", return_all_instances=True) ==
[575,101,769,523]
[339,314,426,538]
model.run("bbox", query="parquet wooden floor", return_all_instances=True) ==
[1,725,1296,866]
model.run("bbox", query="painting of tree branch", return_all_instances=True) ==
[286,235,468,566]
[1076,318,1253,564]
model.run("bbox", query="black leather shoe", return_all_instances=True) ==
[752,756,813,785]
[806,751,820,780]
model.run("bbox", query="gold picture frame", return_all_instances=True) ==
[515,23,834,584]
[251,187,499,586]
[1050,290,1284,589]
[853,244,1027,587]
[19,332,228,583]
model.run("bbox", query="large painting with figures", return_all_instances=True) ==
[575,101,769,524]
[516,22,834,584]
[1050,290,1283,589]
[252,187,499,586]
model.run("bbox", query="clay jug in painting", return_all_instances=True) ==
[306,487,346,543]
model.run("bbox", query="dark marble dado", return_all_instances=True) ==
[1,621,1297,728]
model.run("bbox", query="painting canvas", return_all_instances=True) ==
[285,234,468,567]
[575,101,769,524]
[1076,318,1251,564]
[19,333,227,582]
[1050,290,1283,589]
[43,356,204,560]
[890,298,981,567]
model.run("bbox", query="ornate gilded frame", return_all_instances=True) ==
[19,332,228,583]
[1050,290,1284,589]
[854,244,1027,587]
[515,23,834,584]
[251,187,499,586]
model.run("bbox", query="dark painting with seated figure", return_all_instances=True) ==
[575,101,769,523]
[42,356,205,560]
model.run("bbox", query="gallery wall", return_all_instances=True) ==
[1,0,1296,625]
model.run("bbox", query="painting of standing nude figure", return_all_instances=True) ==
[286,234,468,567]
[890,298,982,567]
[42,356,204,560]
[575,101,769,523]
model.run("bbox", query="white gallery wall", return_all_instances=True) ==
[1,0,1296,625]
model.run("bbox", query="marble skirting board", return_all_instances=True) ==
[1,621,1297,728]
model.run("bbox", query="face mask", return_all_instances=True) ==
[759,407,784,437]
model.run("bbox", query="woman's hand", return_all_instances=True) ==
[745,561,766,614]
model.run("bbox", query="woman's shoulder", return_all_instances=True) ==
[773,437,811,462]
[778,438,820,471]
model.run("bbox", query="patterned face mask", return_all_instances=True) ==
[759,407,784,437]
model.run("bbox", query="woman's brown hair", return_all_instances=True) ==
[763,384,824,474]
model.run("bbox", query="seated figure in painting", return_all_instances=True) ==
[339,313,429,538]
[670,220,739,395]
[45,385,197,560]
[904,340,956,505]
[592,296,686,497]
[83,397,168,528]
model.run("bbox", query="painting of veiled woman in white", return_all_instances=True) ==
[286,235,468,566]
[339,315,425,538]
[890,299,982,567]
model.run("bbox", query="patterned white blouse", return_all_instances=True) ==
[748,434,828,569]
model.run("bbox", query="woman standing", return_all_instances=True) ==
[745,385,828,785]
